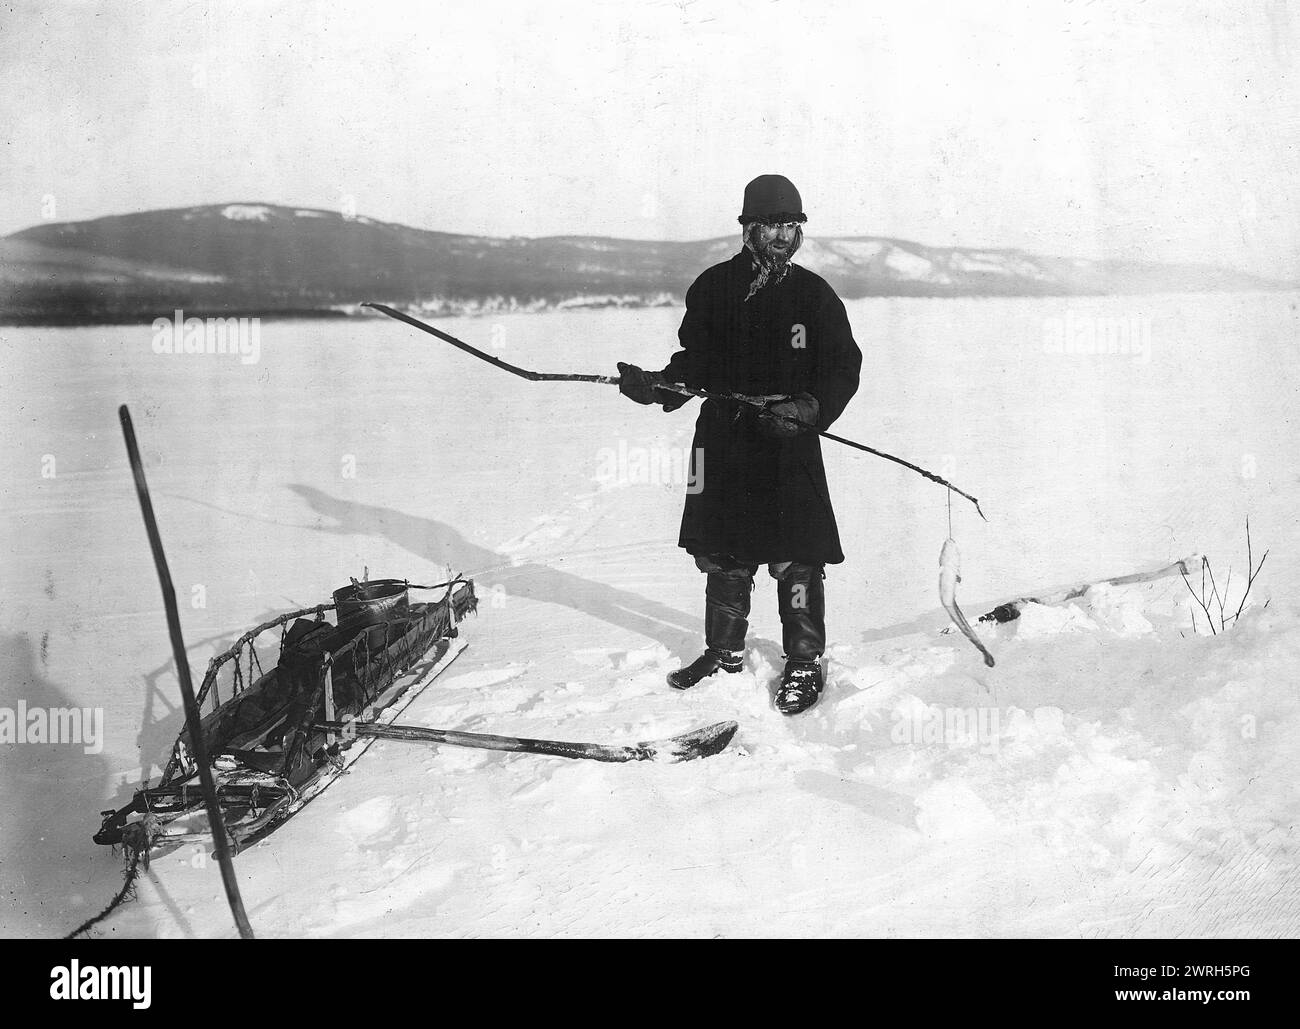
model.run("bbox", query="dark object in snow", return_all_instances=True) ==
[774,659,824,715]
[668,564,752,689]
[94,573,477,853]
[64,814,160,939]
[978,556,1197,623]
[667,650,744,690]
[314,717,740,764]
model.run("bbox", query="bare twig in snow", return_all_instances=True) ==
[1182,565,1218,636]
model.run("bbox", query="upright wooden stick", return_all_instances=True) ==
[119,405,254,940]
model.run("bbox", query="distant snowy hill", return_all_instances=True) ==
[0,203,1284,324]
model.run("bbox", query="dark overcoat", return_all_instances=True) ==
[660,250,862,565]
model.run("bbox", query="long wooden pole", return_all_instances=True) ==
[119,405,255,940]
[363,302,987,520]
[978,556,1198,624]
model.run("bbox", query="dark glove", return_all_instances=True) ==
[758,392,820,438]
[618,362,670,405]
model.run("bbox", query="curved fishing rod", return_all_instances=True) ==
[119,405,255,940]
[363,303,987,520]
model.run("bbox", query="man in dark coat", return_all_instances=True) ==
[618,174,862,714]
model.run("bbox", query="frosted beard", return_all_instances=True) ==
[742,222,803,302]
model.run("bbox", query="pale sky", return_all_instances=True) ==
[2,0,1297,277]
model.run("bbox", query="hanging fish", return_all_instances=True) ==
[939,538,995,667]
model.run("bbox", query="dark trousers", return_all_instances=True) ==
[692,554,826,662]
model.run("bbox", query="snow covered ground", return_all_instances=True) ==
[1,289,1297,937]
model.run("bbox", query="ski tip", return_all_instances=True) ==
[653,720,740,763]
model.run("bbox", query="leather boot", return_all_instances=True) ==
[775,564,826,714]
[668,568,753,689]
[776,564,825,661]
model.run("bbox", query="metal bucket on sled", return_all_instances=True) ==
[333,578,410,629]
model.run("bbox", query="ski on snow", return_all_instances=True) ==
[313,718,740,764]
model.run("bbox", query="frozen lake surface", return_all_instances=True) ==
[1,290,1297,937]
